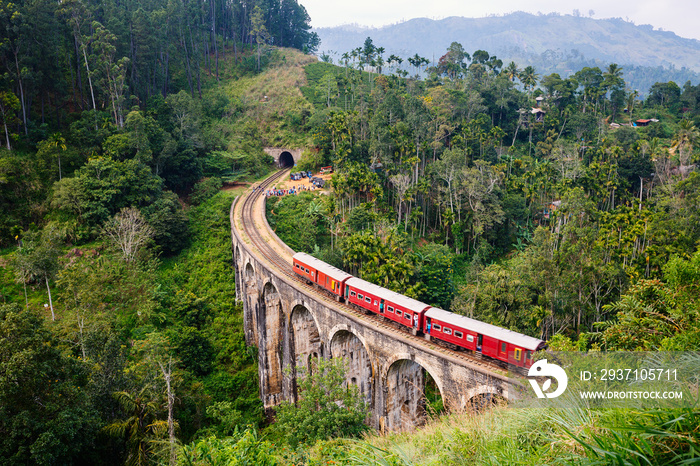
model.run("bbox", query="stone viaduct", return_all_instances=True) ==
[230,193,520,431]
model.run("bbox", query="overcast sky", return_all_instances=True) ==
[301,0,700,41]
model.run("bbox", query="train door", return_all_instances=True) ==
[477,334,483,352]
[345,285,349,299]
[379,299,385,314]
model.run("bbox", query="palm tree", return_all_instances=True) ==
[671,119,700,167]
[602,63,624,117]
[341,51,350,78]
[504,61,520,82]
[104,387,165,466]
[520,66,538,96]
[350,48,358,69]
[375,46,385,74]
[602,63,624,92]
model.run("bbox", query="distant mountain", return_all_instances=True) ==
[313,12,700,92]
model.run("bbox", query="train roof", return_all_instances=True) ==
[425,307,545,350]
[346,277,430,314]
[293,252,353,282]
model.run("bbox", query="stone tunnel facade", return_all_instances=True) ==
[263,147,302,168]
[232,209,516,430]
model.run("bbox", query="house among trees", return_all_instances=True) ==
[635,119,651,126]
[531,107,546,122]
[544,200,562,219]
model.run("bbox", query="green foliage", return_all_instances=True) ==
[158,192,264,433]
[0,304,100,464]
[172,326,215,376]
[103,386,166,466]
[599,250,700,350]
[0,150,49,245]
[52,156,163,227]
[416,243,455,309]
[190,178,224,207]
[266,192,329,252]
[142,191,190,255]
[5,4,700,461]
[179,429,278,466]
[341,228,421,297]
[273,358,369,447]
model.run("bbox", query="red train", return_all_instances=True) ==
[292,252,546,368]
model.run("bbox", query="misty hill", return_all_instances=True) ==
[313,12,700,93]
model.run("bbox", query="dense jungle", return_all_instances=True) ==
[0,0,699,462]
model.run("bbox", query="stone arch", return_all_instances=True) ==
[383,356,444,431]
[465,386,505,413]
[257,281,285,409]
[381,353,446,402]
[289,304,323,400]
[245,261,255,283]
[329,327,373,408]
[278,151,294,168]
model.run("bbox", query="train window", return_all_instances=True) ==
[433,324,441,331]
[525,351,532,360]
[350,291,356,297]
[374,300,378,305]
[514,348,522,361]
[444,327,452,335]
[500,342,506,353]
[404,313,411,321]
[365,297,371,303]
[295,264,300,268]
[305,268,309,273]
[395,310,402,317]
[455,331,463,339]
[466,335,474,343]
[387,306,394,313]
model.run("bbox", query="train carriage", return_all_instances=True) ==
[290,252,546,368]
[292,252,352,300]
[345,277,430,329]
[424,308,546,368]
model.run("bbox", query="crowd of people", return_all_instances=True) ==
[261,184,319,197]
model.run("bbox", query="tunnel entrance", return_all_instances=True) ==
[279,151,294,168]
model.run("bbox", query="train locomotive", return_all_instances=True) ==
[292,252,545,368]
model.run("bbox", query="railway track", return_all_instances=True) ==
[236,170,514,379]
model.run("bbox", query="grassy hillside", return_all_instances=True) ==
[292,395,700,465]
[221,48,317,148]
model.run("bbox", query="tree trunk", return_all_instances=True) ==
[3,119,10,151]
[13,53,28,135]
[158,359,176,466]
[81,46,98,131]
[45,276,55,321]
